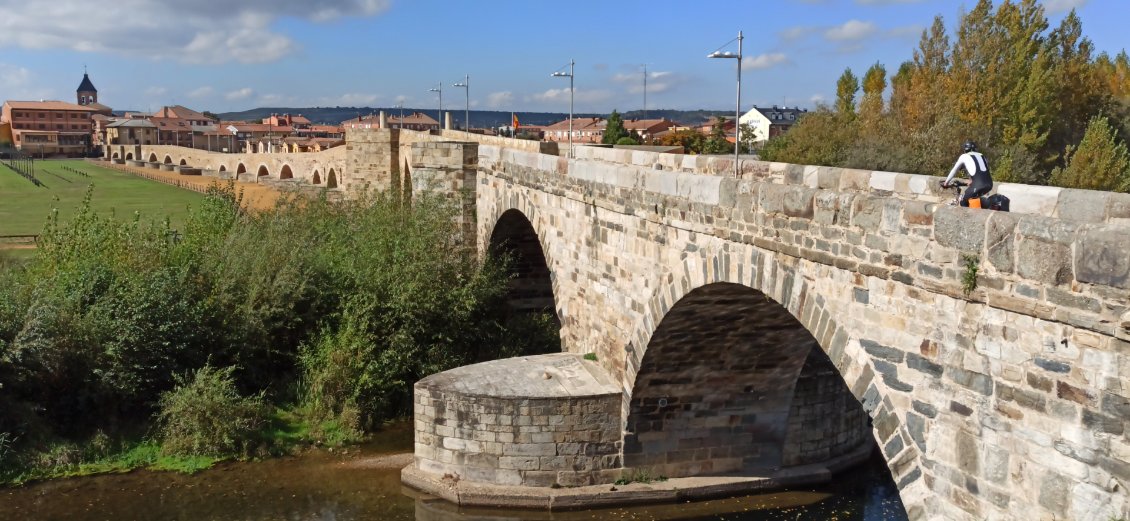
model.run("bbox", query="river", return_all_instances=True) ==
[0,423,907,520]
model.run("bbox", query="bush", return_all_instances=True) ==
[156,365,268,458]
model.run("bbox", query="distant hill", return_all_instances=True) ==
[215,107,732,128]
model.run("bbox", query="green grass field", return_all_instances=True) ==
[0,159,206,237]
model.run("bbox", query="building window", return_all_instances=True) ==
[38,113,46,118]
[38,124,46,129]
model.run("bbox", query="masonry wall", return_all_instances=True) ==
[474,144,1130,520]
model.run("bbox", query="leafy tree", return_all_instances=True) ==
[859,63,887,134]
[202,111,220,122]
[615,136,639,146]
[1050,114,1130,191]
[602,110,628,144]
[654,129,705,154]
[835,68,859,117]
[703,116,733,154]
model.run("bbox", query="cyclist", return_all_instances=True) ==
[942,141,993,207]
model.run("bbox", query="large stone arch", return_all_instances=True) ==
[163,155,172,164]
[236,163,247,175]
[112,151,120,159]
[312,170,321,184]
[256,165,269,177]
[487,209,560,328]
[218,164,227,172]
[327,168,338,188]
[622,248,922,510]
[125,152,134,160]
[148,153,157,162]
[279,164,293,180]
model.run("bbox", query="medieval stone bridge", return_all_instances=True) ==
[106,130,1130,520]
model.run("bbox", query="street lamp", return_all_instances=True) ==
[642,63,648,120]
[452,74,469,131]
[551,59,574,158]
[428,83,443,128]
[395,102,404,128]
[708,30,743,176]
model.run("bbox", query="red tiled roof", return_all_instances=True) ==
[157,105,211,121]
[543,117,603,131]
[5,100,93,111]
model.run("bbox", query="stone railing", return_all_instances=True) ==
[563,145,1130,226]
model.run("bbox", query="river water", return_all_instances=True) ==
[0,423,906,521]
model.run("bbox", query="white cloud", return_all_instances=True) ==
[780,26,816,42]
[144,86,168,97]
[225,87,254,101]
[486,91,514,108]
[257,93,289,106]
[743,53,789,70]
[188,86,214,98]
[611,70,688,95]
[1043,0,1088,13]
[0,1,391,64]
[0,62,51,99]
[824,20,878,42]
[527,88,613,105]
[321,93,379,106]
[810,94,827,106]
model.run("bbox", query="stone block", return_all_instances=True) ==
[984,212,1018,274]
[851,195,885,231]
[1075,227,1130,290]
[948,367,994,396]
[997,183,1060,216]
[1016,217,1077,285]
[1055,189,1109,223]
[933,206,988,252]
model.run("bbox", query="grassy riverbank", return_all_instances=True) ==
[0,185,556,484]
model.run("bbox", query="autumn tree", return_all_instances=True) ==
[703,116,733,154]
[859,63,887,134]
[1049,114,1130,191]
[835,68,859,118]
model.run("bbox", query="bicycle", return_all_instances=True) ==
[940,179,1009,211]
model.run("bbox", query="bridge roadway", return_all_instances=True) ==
[109,130,1130,520]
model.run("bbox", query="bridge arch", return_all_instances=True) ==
[312,170,321,184]
[111,151,120,159]
[488,209,560,328]
[179,158,187,166]
[256,165,269,178]
[125,152,134,160]
[327,168,338,188]
[148,153,157,162]
[622,249,918,504]
[236,163,247,175]
[279,164,293,180]
[163,155,172,164]
[218,164,227,172]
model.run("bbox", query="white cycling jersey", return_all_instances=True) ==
[944,152,991,186]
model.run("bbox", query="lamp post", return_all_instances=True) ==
[642,63,648,120]
[708,30,743,176]
[429,83,443,128]
[453,74,469,131]
[551,59,574,158]
[395,102,404,128]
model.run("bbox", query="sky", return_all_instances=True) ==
[0,0,1119,116]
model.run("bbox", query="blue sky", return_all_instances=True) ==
[0,0,1117,115]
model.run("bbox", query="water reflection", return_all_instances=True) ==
[0,426,904,521]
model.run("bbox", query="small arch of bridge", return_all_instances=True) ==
[163,155,172,165]
[148,152,157,162]
[280,164,294,180]
[312,170,321,184]
[256,165,269,178]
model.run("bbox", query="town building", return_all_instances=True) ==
[622,118,679,142]
[543,117,605,144]
[104,119,157,146]
[0,100,95,157]
[739,105,807,142]
[341,112,441,132]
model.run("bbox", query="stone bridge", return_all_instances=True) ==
[106,130,1130,520]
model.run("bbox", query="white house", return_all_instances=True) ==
[738,105,807,142]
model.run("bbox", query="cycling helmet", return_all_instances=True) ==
[962,141,978,153]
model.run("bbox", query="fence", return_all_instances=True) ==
[2,151,41,186]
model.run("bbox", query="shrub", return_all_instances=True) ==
[156,365,268,458]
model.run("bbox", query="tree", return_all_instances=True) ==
[602,110,628,144]
[835,68,859,117]
[859,63,887,134]
[703,116,733,154]
[202,111,220,122]
[654,129,705,154]
[1049,114,1130,191]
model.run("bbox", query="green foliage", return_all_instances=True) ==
[615,136,639,146]
[156,364,269,458]
[703,116,734,154]
[0,183,557,480]
[614,467,668,485]
[961,254,980,296]
[835,67,860,117]
[1050,114,1130,191]
[602,110,629,144]
[771,0,1129,192]
[583,352,597,361]
[653,129,705,153]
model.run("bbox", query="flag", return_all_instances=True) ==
[512,113,520,129]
